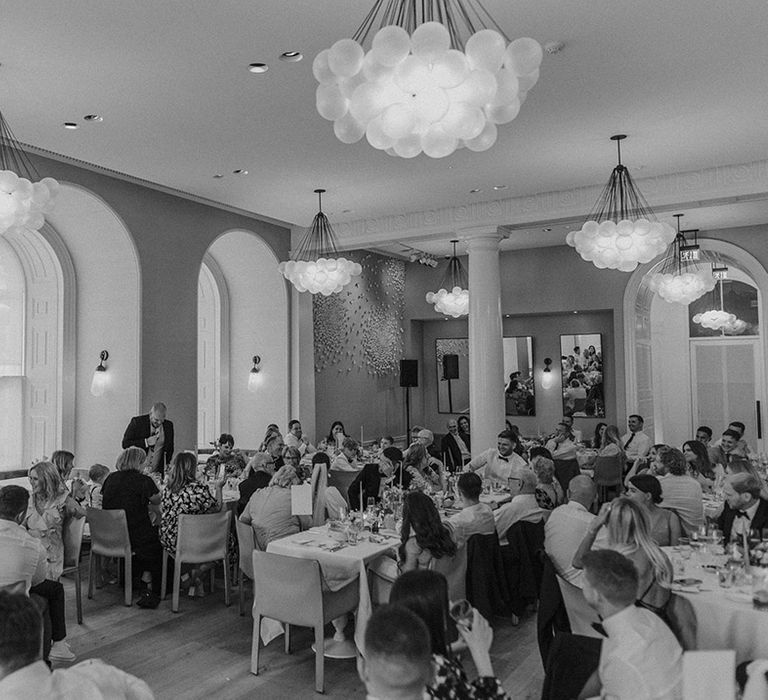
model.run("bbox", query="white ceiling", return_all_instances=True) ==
[2,0,768,247]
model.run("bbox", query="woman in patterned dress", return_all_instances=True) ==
[201,433,247,480]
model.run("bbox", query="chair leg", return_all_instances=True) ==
[75,567,83,624]
[210,566,215,593]
[314,624,325,694]
[223,558,231,607]
[88,553,96,599]
[172,557,181,613]
[285,623,291,654]
[251,613,262,675]
[160,550,168,601]
[238,569,245,616]
[124,556,132,607]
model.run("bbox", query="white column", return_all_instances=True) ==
[466,232,504,456]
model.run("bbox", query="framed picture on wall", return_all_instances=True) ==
[503,336,535,416]
[560,334,604,417]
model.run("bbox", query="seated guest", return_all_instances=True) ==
[577,549,682,700]
[0,591,154,699]
[201,433,247,480]
[326,420,347,451]
[620,414,652,467]
[87,464,110,509]
[357,604,433,700]
[0,486,73,662]
[544,475,605,588]
[532,456,565,511]
[695,425,713,446]
[258,424,281,451]
[709,428,750,471]
[457,415,471,452]
[545,422,578,461]
[308,452,347,522]
[284,419,315,456]
[562,415,583,444]
[51,450,84,501]
[682,439,723,492]
[160,452,223,593]
[403,443,442,488]
[504,423,527,457]
[25,461,85,581]
[715,420,754,458]
[389,570,511,699]
[281,446,303,479]
[446,473,495,547]
[623,443,666,487]
[597,425,624,459]
[625,474,682,546]
[529,445,553,462]
[441,418,471,471]
[331,437,359,472]
[239,466,311,550]
[237,453,274,516]
[102,447,163,608]
[592,422,607,450]
[653,446,704,535]
[348,447,402,511]
[494,467,547,546]
[261,429,285,469]
[399,491,457,573]
[717,473,768,543]
[378,435,394,451]
[465,430,527,483]
[415,428,443,463]
[574,497,673,614]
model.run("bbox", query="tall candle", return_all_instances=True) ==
[360,483,364,516]
[360,424,364,446]
[743,528,751,572]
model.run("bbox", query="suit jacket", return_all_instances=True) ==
[441,433,469,471]
[348,464,382,511]
[122,414,174,468]
[717,498,768,542]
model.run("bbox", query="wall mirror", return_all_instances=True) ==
[503,336,535,416]
[559,334,604,417]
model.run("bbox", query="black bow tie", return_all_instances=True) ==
[498,456,509,462]
[734,511,751,519]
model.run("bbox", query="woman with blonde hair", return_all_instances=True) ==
[573,496,672,614]
[597,424,625,459]
[532,456,565,510]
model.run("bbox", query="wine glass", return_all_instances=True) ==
[449,599,474,629]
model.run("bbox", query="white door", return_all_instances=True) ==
[690,338,764,449]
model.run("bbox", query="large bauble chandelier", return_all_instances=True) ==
[313,0,543,159]
[646,215,715,305]
[566,135,676,272]
[426,240,469,317]
[0,110,59,236]
[278,189,362,296]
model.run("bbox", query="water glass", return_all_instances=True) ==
[449,599,474,629]
[673,556,686,579]
[717,566,734,588]
[752,568,768,610]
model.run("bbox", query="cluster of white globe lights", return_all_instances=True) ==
[426,286,470,318]
[694,309,747,334]
[0,170,59,237]
[314,23,543,158]
[278,257,363,296]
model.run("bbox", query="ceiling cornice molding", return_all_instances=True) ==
[334,159,768,247]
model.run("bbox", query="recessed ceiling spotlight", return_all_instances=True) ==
[233,169,248,175]
[248,62,269,73]
[83,114,103,122]
[543,227,553,232]
[342,209,353,214]
[213,174,224,179]
[469,188,481,193]
[493,185,508,191]
[63,122,78,129]
[279,51,303,62]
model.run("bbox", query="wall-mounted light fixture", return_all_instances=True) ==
[248,355,262,393]
[90,350,109,396]
[541,357,556,390]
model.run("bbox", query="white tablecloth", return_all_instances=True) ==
[479,492,512,509]
[663,547,768,663]
[266,526,397,648]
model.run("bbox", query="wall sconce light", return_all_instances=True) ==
[90,350,109,397]
[248,355,262,393]
[541,357,556,390]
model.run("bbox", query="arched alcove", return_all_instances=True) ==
[198,230,289,449]
[624,239,768,446]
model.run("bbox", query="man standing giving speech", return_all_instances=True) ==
[122,402,174,475]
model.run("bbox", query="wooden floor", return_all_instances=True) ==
[55,562,545,699]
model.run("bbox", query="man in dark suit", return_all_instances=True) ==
[122,402,174,475]
[441,418,471,472]
[717,473,768,543]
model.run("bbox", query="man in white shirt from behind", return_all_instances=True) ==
[578,549,682,700]
[447,472,496,547]
[544,475,606,588]
[465,429,527,483]
[620,414,652,466]
[494,467,547,546]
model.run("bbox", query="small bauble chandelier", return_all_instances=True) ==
[0,110,59,236]
[693,272,748,335]
[566,135,676,272]
[646,215,715,305]
[313,0,543,158]
[426,240,469,317]
[278,189,362,296]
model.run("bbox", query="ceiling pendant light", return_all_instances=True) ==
[566,135,676,271]
[646,214,715,305]
[313,0,543,159]
[426,240,469,317]
[693,272,747,334]
[278,189,362,295]
[0,110,59,236]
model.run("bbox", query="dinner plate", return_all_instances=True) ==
[674,578,702,586]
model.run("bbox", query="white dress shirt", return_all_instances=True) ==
[494,494,547,545]
[467,448,527,482]
[447,502,496,547]
[0,519,47,594]
[597,605,683,700]
[545,436,578,461]
[620,429,651,461]
[330,453,359,471]
[284,432,315,456]
[544,501,607,588]
[730,499,761,539]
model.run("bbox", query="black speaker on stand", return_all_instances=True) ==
[400,360,418,441]
[442,354,459,414]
